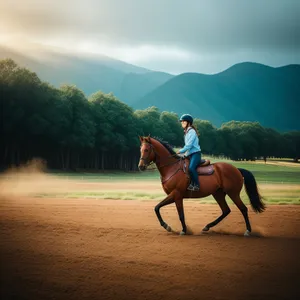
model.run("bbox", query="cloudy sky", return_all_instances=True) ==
[0,0,299,74]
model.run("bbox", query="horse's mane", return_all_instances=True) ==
[152,137,181,159]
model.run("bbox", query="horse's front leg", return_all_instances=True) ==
[174,196,187,235]
[154,192,175,232]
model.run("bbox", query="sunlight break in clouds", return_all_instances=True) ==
[0,0,299,73]
[38,38,194,64]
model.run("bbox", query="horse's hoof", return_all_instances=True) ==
[202,226,210,232]
[244,230,251,237]
[166,225,172,232]
[163,224,172,232]
[180,231,186,236]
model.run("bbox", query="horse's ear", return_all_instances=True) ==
[145,135,151,143]
[138,136,143,142]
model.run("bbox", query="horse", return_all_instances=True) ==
[138,136,265,236]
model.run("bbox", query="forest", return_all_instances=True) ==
[1,58,299,171]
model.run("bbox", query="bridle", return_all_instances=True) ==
[139,141,183,170]
[139,140,188,183]
[139,142,157,168]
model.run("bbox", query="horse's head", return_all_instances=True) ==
[138,136,156,171]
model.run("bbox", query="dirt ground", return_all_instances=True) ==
[1,196,300,300]
[0,162,300,300]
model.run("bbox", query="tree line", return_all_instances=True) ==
[0,59,299,171]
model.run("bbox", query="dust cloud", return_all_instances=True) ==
[0,159,70,200]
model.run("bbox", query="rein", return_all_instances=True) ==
[140,141,187,183]
[160,158,187,184]
[140,142,180,169]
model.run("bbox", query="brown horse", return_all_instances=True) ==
[138,136,265,236]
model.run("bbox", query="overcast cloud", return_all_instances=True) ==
[0,0,299,74]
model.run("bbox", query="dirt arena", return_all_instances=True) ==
[0,164,300,300]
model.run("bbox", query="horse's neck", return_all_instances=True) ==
[151,139,178,176]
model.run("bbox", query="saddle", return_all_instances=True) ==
[185,158,214,175]
[198,159,210,167]
[197,162,214,175]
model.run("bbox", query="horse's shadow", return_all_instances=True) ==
[168,228,300,241]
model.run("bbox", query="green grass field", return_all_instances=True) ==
[51,158,300,184]
[39,158,300,205]
[2,157,298,204]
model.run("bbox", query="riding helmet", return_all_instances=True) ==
[179,114,193,125]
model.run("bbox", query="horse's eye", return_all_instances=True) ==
[144,149,149,152]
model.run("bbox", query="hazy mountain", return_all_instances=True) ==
[133,62,300,131]
[0,45,173,101]
[119,71,173,105]
[1,45,299,131]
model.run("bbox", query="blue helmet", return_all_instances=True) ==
[179,114,193,125]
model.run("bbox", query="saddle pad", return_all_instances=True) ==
[197,165,214,175]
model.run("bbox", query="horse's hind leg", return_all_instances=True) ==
[202,189,231,232]
[174,196,187,235]
[228,192,252,236]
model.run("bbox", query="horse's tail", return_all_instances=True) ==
[238,168,265,213]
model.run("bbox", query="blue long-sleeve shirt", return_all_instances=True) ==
[178,127,201,156]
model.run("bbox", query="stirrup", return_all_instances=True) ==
[193,185,200,191]
[187,184,194,191]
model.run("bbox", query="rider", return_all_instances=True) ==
[177,114,201,191]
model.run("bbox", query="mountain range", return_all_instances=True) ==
[135,63,300,131]
[1,45,299,131]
